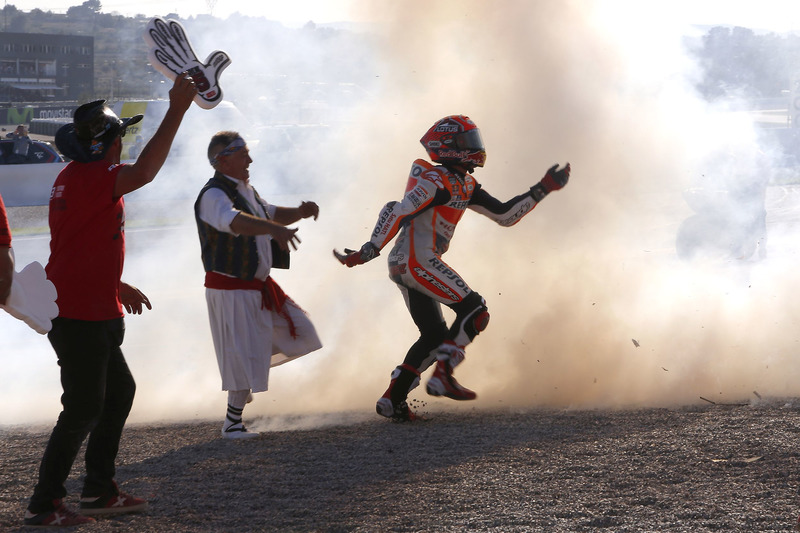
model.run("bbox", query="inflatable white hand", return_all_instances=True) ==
[0,261,58,334]
[144,17,232,109]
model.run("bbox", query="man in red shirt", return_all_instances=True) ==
[0,192,12,306]
[23,73,197,529]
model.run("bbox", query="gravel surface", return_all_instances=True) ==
[2,402,800,532]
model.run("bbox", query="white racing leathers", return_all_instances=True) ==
[370,159,542,397]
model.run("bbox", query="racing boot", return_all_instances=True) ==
[379,399,418,422]
[426,341,477,400]
[376,364,420,421]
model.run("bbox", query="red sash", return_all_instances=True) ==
[205,272,297,338]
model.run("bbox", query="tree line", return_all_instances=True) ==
[2,2,799,103]
[690,25,800,101]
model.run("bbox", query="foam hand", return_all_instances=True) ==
[0,261,58,334]
[144,17,231,109]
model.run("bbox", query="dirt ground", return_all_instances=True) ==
[2,401,800,532]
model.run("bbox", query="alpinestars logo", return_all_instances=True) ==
[413,266,459,301]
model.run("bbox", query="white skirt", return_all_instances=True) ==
[205,288,322,392]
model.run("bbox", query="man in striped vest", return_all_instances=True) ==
[195,131,322,439]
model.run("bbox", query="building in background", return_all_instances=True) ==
[0,32,93,103]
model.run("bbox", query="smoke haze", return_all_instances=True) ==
[3,1,799,428]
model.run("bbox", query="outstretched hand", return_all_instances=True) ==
[299,201,319,221]
[120,282,152,315]
[272,226,301,252]
[531,162,571,202]
[541,163,570,192]
[333,242,380,267]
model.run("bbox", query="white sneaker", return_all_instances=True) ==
[221,422,260,439]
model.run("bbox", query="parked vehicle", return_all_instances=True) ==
[0,138,63,164]
[0,99,252,206]
[0,138,66,206]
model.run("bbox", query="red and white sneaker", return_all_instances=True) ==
[426,349,477,401]
[24,499,96,528]
[80,486,148,516]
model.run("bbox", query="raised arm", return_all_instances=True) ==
[113,73,198,197]
[469,163,570,226]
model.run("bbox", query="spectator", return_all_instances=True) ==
[6,124,32,164]
[195,130,322,439]
[22,73,197,528]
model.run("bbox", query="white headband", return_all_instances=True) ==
[209,137,245,166]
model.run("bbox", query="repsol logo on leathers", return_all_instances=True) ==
[372,201,397,238]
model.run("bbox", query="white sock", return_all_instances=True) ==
[224,390,251,431]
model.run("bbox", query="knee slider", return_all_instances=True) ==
[464,306,489,339]
[451,292,489,344]
[473,309,490,333]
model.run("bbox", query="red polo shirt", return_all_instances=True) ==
[0,193,10,247]
[46,160,126,320]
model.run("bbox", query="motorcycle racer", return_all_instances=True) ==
[335,115,570,421]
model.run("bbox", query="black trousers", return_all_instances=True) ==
[28,317,136,513]
[402,288,448,370]
[401,287,486,371]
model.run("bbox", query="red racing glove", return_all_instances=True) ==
[531,163,571,202]
[333,242,380,268]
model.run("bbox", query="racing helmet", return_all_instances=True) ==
[420,115,486,168]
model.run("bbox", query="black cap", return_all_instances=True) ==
[55,100,143,163]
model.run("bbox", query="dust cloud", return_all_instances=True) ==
[3,1,799,429]
[311,0,800,412]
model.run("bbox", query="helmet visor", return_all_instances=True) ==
[454,128,484,151]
